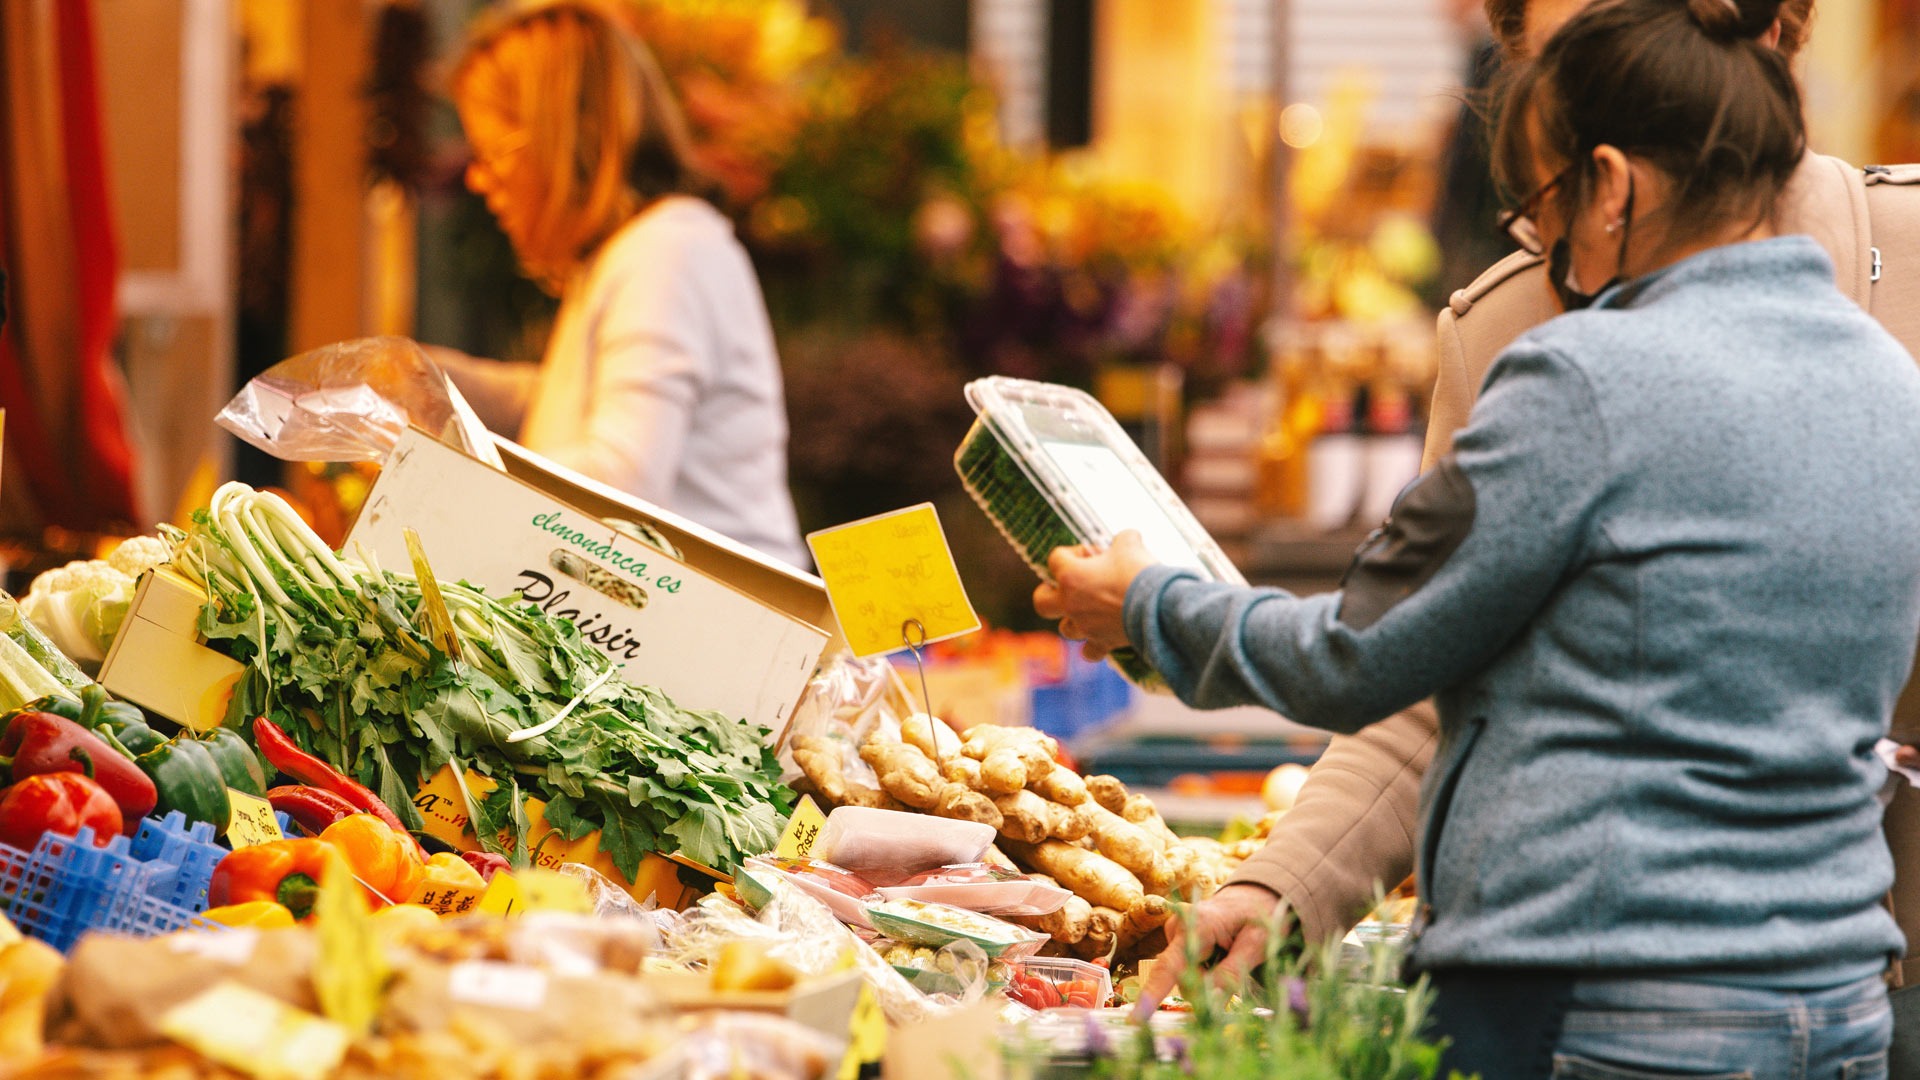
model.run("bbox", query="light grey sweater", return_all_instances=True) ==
[1126,236,1920,983]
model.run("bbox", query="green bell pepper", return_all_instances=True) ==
[18,685,161,756]
[194,727,266,797]
[137,737,232,830]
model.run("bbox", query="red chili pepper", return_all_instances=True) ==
[460,850,512,881]
[0,713,156,833]
[252,717,423,856]
[0,773,124,850]
[266,785,358,836]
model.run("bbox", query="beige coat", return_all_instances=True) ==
[1230,152,1920,981]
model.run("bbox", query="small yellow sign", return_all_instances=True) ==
[225,789,284,847]
[312,849,386,1038]
[516,868,593,914]
[477,871,524,918]
[837,984,889,1080]
[774,795,826,860]
[158,981,349,1080]
[807,503,980,659]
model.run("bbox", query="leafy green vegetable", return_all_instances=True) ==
[164,482,792,877]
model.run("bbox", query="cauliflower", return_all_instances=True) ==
[107,535,170,579]
[22,537,169,668]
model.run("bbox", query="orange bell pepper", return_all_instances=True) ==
[207,839,336,920]
[319,814,424,908]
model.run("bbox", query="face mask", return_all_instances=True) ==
[1548,176,1635,312]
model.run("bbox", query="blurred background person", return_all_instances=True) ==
[436,1,807,567]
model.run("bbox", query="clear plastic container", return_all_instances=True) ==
[954,376,1246,686]
[864,898,1046,960]
[1006,955,1113,1011]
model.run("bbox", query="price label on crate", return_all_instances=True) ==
[807,503,979,659]
[774,795,826,860]
[225,789,284,848]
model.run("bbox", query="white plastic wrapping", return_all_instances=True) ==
[215,335,499,466]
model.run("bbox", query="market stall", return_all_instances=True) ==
[0,353,1440,1080]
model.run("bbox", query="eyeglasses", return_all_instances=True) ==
[1494,164,1575,256]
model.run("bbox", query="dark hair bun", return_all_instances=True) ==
[1685,0,1783,40]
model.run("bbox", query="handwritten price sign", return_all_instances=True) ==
[806,504,980,658]
[225,790,285,848]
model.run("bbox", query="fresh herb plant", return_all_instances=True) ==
[163,483,791,876]
[1005,905,1468,1080]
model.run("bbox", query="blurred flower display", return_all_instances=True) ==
[608,0,1265,392]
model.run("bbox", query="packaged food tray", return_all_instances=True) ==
[954,376,1245,686]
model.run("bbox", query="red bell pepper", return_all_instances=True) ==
[0,773,124,850]
[0,712,156,833]
[460,850,512,881]
[252,717,423,856]
[266,785,358,837]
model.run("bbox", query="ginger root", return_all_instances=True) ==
[1118,895,1172,951]
[993,790,1055,844]
[902,712,963,761]
[979,747,1030,795]
[1029,764,1090,807]
[1010,878,1095,945]
[962,724,1057,772]
[936,783,1005,830]
[1074,906,1123,960]
[1085,774,1131,815]
[942,756,984,788]
[1005,840,1145,912]
[1050,803,1094,843]
[859,738,943,810]
[1082,802,1173,894]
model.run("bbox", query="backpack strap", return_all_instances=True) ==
[1863,164,1920,355]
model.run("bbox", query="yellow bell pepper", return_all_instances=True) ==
[369,903,443,934]
[201,901,296,929]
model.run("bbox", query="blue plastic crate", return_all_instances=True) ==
[0,821,221,952]
[1030,648,1136,740]
[130,812,226,912]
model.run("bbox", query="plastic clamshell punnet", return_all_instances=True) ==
[954,376,1246,686]
[864,898,1046,960]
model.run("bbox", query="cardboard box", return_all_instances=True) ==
[98,568,245,732]
[347,430,834,735]
[412,765,720,910]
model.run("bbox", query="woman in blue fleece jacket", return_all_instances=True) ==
[1040,0,1920,1075]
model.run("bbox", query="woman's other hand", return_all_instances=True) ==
[1131,884,1290,1019]
[1033,530,1158,659]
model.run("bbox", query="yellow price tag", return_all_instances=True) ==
[159,981,348,1080]
[836,984,889,1080]
[774,795,826,860]
[312,849,386,1037]
[807,503,980,658]
[516,868,593,914]
[225,789,284,847]
[478,871,523,917]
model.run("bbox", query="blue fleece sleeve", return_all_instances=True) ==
[1122,342,1611,732]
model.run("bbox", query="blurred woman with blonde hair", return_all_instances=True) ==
[439,0,806,566]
